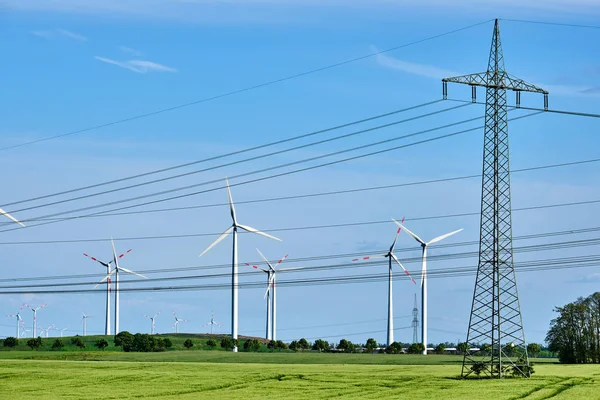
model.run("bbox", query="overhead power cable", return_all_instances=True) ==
[1,112,541,234]
[0,253,597,295]
[8,103,470,214]
[0,19,494,152]
[1,236,598,290]
[2,157,598,226]
[1,100,443,208]
[448,99,600,119]
[500,18,600,30]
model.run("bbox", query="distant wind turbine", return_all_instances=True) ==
[203,311,221,335]
[84,247,116,335]
[199,178,282,352]
[393,219,462,355]
[352,218,417,347]
[172,311,187,334]
[24,304,47,338]
[81,313,91,336]
[6,307,24,339]
[60,326,70,338]
[143,312,160,335]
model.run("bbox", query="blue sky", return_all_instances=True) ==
[1,1,599,346]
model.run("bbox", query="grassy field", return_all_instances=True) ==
[0,359,598,399]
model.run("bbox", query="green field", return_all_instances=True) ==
[3,335,593,399]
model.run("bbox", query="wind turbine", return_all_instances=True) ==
[81,313,91,336]
[203,311,221,335]
[199,178,282,352]
[60,326,70,338]
[96,239,147,334]
[43,324,55,338]
[351,218,417,347]
[20,321,31,338]
[0,206,25,227]
[6,307,24,339]
[393,219,463,355]
[24,304,47,338]
[172,311,187,334]
[143,312,160,335]
[249,249,289,341]
[84,249,116,335]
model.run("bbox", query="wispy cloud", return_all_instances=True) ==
[119,46,143,57]
[373,47,460,80]
[95,56,177,74]
[31,28,87,41]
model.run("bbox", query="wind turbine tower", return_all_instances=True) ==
[442,19,546,378]
[6,307,24,339]
[143,312,160,335]
[24,304,47,338]
[82,313,90,336]
[199,179,282,352]
[412,294,419,344]
[84,249,116,335]
[394,220,462,355]
[352,218,417,347]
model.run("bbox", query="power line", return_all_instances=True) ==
[2,235,599,289]
[1,112,540,234]
[448,99,600,119]
[0,253,597,295]
[8,103,469,214]
[3,157,598,226]
[1,100,443,208]
[0,20,494,152]
[500,18,600,30]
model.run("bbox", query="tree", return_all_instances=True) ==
[27,337,43,350]
[456,342,468,355]
[527,343,541,358]
[71,337,85,349]
[51,339,64,350]
[298,338,310,350]
[289,340,299,352]
[243,339,261,352]
[163,338,173,349]
[95,339,109,350]
[479,344,492,356]
[3,337,18,348]
[132,333,156,352]
[434,343,446,355]
[407,343,425,354]
[206,339,217,348]
[365,338,378,353]
[312,339,329,352]
[184,339,194,350]
[386,342,403,354]
[114,331,134,352]
[220,337,237,351]
[337,339,355,352]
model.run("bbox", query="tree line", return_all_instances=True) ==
[546,291,600,364]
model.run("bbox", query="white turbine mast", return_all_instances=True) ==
[5,307,24,339]
[248,249,289,342]
[60,326,70,338]
[81,313,91,336]
[84,249,115,335]
[0,206,25,227]
[24,303,47,338]
[199,178,282,352]
[95,239,147,335]
[143,312,160,335]
[172,311,188,334]
[393,219,462,355]
[203,311,221,335]
[352,217,417,347]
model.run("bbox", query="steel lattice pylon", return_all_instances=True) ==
[442,19,548,378]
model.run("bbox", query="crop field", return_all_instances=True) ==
[0,359,599,399]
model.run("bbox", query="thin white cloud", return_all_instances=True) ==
[373,47,460,80]
[30,28,87,41]
[119,46,143,57]
[95,56,177,73]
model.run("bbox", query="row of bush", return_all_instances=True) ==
[2,336,109,350]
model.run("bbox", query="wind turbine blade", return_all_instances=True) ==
[0,207,25,227]
[275,254,289,268]
[93,270,116,288]
[351,255,386,262]
[83,253,110,268]
[392,219,425,245]
[391,254,417,285]
[256,248,275,271]
[238,224,282,242]
[199,226,233,257]
[247,263,269,273]
[264,276,274,299]
[390,217,405,252]
[119,267,148,279]
[118,249,132,259]
[225,178,237,224]
[427,228,464,245]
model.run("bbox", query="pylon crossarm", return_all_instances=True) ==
[443,72,547,94]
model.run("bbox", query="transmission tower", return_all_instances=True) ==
[412,294,419,344]
[442,19,548,378]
